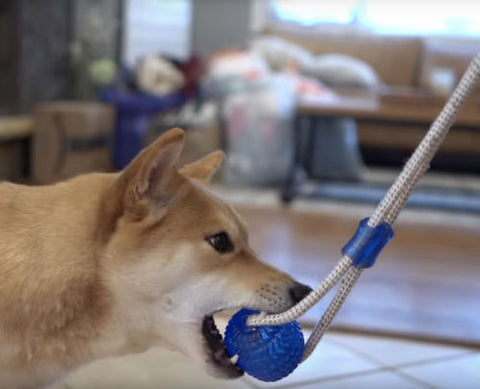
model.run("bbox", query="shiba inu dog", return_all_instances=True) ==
[0,128,311,388]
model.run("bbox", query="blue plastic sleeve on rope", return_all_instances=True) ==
[342,218,394,269]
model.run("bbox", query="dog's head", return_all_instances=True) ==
[102,129,311,378]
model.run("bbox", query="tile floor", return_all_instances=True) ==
[50,327,480,389]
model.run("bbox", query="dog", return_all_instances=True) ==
[0,128,311,388]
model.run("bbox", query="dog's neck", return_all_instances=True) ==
[0,174,154,387]
[0,298,159,389]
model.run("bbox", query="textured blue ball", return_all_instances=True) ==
[224,309,304,382]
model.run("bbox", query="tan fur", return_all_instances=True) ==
[0,129,306,388]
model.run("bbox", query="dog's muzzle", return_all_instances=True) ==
[200,281,311,378]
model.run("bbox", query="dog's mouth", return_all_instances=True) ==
[202,314,243,378]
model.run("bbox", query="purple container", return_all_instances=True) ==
[101,88,186,169]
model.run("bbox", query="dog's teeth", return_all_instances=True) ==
[230,355,239,364]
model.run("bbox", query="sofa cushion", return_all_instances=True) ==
[250,36,315,72]
[305,53,380,89]
[263,26,422,87]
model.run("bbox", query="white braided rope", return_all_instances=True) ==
[302,266,362,361]
[247,51,480,362]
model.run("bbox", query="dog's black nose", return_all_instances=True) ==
[289,282,313,304]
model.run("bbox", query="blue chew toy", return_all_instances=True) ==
[224,309,304,382]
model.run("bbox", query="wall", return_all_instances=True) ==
[122,0,192,66]
[123,0,264,64]
[71,0,121,99]
[191,0,254,57]
[18,0,71,112]
[0,0,19,113]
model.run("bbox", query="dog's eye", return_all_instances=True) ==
[206,231,234,254]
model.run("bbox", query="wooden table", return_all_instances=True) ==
[0,115,33,141]
[282,89,480,211]
[299,89,480,127]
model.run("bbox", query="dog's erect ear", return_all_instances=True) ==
[120,128,185,218]
[180,150,224,185]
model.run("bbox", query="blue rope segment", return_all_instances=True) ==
[342,218,394,269]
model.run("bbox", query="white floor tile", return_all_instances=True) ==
[402,353,480,389]
[50,347,252,389]
[329,332,471,366]
[48,331,476,389]
[297,370,425,389]
[243,334,381,388]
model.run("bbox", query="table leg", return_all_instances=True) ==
[281,114,310,204]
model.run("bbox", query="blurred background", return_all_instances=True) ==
[1,0,479,388]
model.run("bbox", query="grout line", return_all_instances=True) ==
[262,367,390,389]
[255,338,388,389]
[326,337,478,388]
[329,335,477,369]
[244,344,479,389]
[391,350,479,370]
[390,367,441,389]
[270,359,439,389]
[274,366,436,389]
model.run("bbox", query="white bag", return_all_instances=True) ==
[222,74,296,186]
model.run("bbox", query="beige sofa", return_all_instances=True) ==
[264,25,479,93]
[263,26,480,173]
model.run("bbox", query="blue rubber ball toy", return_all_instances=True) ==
[224,309,305,382]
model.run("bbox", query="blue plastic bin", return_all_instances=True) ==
[101,88,186,169]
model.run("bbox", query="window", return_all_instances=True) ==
[270,0,480,37]
[123,0,191,66]
[271,0,358,25]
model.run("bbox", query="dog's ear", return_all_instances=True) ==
[120,128,185,219]
[180,150,224,185]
